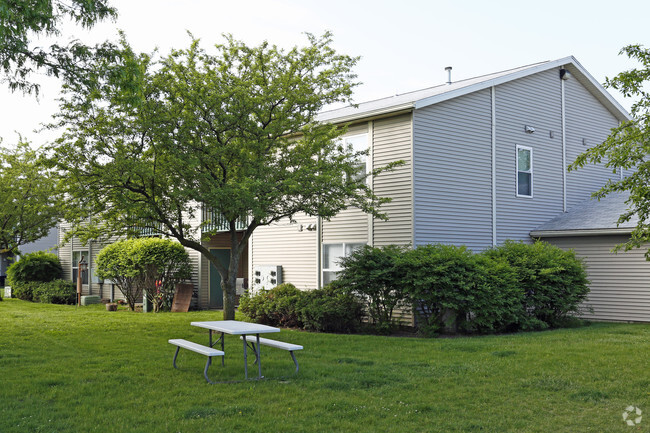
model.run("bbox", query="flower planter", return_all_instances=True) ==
[106,303,118,311]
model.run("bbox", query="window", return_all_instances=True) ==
[72,251,88,285]
[516,145,533,197]
[322,242,365,285]
[342,133,368,182]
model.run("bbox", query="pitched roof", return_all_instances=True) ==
[530,192,637,237]
[317,56,630,124]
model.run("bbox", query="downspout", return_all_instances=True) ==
[317,216,322,289]
[368,120,374,247]
[491,86,497,246]
[561,68,567,212]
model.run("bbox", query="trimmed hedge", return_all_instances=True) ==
[13,279,76,305]
[239,283,364,333]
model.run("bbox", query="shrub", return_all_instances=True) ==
[464,255,525,334]
[297,284,364,333]
[12,281,37,301]
[239,283,303,327]
[6,251,62,286]
[399,244,478,335]
[482,240,590,328]
[336,245,410,333]
[96,238,192,311]
[32,280,76,305]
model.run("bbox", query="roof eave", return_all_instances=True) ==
[530,227,634,238]
[317,103,414,125]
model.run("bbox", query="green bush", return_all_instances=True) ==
[96,238,192,312]
[33,280,76,305]
[482,240,590,329]
[239,283,303,327]
[297,284,364,333]
[337,245,409,333]
[12,281,37,301]
[464,255,525,334]
[399,244,477,335]
[6,251,62,286]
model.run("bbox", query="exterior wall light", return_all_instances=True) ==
[524,125,535,134]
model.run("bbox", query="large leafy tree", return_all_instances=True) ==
[0,0,117,94]
[0,142,61,268]
[571,45,650,257]
[50,33,399,319]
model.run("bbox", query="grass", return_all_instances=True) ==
[1,299,649,433]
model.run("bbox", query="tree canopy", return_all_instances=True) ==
[50,33,400,319]
[570,44,650,257]
[0,0,117,94]
[0,142,61,263]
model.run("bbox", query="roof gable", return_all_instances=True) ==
[318,56,630,124]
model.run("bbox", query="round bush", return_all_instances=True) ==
[482,240,590,328]
[7,251,63,286]
[239,283,303,327]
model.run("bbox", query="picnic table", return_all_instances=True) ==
[190,320,280,380]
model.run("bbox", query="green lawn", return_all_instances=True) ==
[1,299,648,433]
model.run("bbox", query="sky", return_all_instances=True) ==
[2,0,650,148]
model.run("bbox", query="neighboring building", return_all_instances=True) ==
[60,56,644,320]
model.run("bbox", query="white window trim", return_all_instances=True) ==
[322,242,365,283]
[516,145,533,198]
[72,250,89,285]
[340,132,370,183]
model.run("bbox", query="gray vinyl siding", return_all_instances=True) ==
[564,77,619,208]
[495,69,564,243]
[372,114,413,246]
[20,227,58,255]
[413,89,492,250]
[545,235,650,322]
[249,214,318,290]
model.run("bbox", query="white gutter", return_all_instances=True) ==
[530,227,634,238]
[561,67,567,213]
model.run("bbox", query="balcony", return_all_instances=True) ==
[201,207,248,233]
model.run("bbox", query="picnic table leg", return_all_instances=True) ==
[243,334,248,380]
[256,334,262,379]
[221,332,225,366]
[172,346,180,369]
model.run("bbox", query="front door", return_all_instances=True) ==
[209,249,230,309]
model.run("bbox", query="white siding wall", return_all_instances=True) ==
[249,214,318,291]
[546,235,650,322]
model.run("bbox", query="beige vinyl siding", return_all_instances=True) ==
[323,124,369,244]
[249,214,318,291]
[545,235,650,322]
[372,113,413,246]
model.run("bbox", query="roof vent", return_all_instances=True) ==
[445,66,452,85]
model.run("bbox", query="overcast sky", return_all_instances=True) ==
[2,0,649,148]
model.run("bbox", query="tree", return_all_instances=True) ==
[95,238,191,312]
[570,44,650,257]
[50,33,400,320]
[0,0,117,94]
[0,142,61,269]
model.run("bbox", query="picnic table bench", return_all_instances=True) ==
[168,339,224,384]
[240,336,303,372]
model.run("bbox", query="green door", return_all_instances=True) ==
[209,249,230,309]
